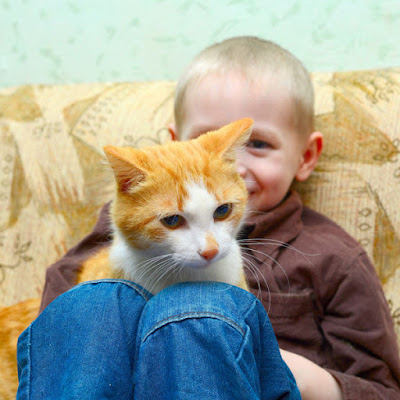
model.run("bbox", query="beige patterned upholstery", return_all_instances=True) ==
[0,70,399,345]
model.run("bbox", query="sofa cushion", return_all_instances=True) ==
[0,71,399,345]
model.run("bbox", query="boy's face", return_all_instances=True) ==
[177,72,315,213]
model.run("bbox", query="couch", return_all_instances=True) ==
[0,69,399,396]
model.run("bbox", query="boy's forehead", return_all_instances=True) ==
[180,71,299,140]
[188,69,290,97]
[186,122,282,143]
[185,124,220,140]
[184,72,294,117]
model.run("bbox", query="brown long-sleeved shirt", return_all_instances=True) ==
[40,191,400,399]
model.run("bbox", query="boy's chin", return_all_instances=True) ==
[246,194,263,214]
[246,193,281,214]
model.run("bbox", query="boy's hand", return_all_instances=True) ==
[280,349,344,400]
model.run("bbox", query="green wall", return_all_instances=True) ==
[2,0,399,87]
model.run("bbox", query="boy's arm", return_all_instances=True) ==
[280,349,343,400]
[39,202,113,313]
[323,251,400,399]
[294,249,400,400]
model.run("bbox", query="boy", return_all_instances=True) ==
[38,37,400,399]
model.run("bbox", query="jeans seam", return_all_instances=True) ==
[235,299,257,363]
[243,299,258,321]
[25,325,32,398]
[72,279,152,301]
[142,311,246,343]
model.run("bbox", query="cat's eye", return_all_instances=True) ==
[213,203,232,220]
[161,215,185,229]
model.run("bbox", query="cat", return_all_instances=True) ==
[76,117,252,292]
[0,117,252,398]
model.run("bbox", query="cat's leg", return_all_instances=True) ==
[16,279,152,400]
[134,282,300,400]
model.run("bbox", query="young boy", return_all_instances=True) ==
[37,37,400,399]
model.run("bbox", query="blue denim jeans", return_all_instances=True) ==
[17,280,300,399]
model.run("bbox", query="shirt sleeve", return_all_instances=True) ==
[319,249,400,399]
[39,202,113,313]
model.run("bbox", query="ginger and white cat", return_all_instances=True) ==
[0,118,252,398]
[77,118,252,292]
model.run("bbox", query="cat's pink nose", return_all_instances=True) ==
[199,248,219,262]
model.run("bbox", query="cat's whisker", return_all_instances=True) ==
[176,262,190,285]
[239,237,318,253]
[173,259,200,283]
[133,254,172,270]
[170,262,182,282]
[239,238,315,255]
[176,261,189,282]
[133,255,175,289]
[150,258,177,281]
[241,246,291,294]
[148,260,179,293]
[241,257,262,300]
[134,263,162,286]
[238,238,317,268]
[132,255,172,280]
[142,258,173,287]
[241,256,271,319]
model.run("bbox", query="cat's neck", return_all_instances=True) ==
[109,227,243,294]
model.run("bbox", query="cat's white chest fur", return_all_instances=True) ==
[109,182,244,294]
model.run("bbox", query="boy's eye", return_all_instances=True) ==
[161,215,185,229]
[213,203,232,220]
[247,139,270,149]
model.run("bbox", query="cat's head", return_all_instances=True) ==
[104,118,252,271]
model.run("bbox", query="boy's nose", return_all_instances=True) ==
[236,164,247,178]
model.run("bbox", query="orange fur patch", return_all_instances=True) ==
[0,298,41,399]
[205,232,219,253]
[105,119,252,251]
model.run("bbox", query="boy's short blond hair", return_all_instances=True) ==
[174,36,314,137]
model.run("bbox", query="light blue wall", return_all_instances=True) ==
[1,0,399,87]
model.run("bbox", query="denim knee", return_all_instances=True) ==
[134,282,299,400]
[17,280,152,400]
[140,281,258,334]
[133,282,272,399]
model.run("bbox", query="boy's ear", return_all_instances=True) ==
[168,123,177,141]
[295,131,323,182]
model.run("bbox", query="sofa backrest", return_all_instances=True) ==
[0,70,399,343]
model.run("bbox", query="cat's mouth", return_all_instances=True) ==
[175,253,222,270]
[186,258,216,269]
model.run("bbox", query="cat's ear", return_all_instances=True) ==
[103,145,147,193]
[197,118,253,163]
